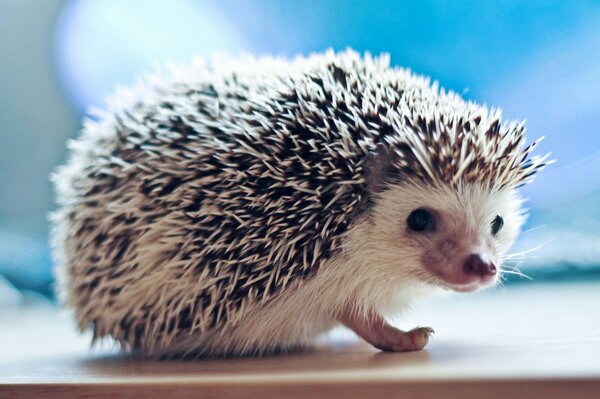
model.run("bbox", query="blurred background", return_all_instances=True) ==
[1,0,599,304]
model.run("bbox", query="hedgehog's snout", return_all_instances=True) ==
[463,253,497,279]
[420,249,499,293]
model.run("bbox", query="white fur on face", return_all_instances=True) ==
[356,181,526,293]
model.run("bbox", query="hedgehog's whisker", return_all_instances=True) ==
[519,224,547,236]
[500,253,532,281]
[501,269,533,281]
[496,278,508,292]
[503,238,554,261]
[503,263,525,272]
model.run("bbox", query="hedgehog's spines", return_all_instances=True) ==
[52,49,548,355]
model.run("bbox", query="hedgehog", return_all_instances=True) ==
[51,50,550,358]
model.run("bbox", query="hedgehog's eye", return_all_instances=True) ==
[407,208,435,232]
[491,215,504,235]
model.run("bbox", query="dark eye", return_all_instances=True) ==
[491,215,504,235]
[407,208,435,232]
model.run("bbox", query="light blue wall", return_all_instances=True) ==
[0,0,78,239]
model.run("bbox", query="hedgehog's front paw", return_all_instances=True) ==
[400,326,435,351]
[370,325,434,352]
[340,307,434,352]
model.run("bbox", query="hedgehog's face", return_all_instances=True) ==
[369,181,526,293]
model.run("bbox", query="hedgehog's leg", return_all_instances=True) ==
[340,308,433,352]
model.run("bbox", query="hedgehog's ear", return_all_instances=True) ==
[365,143,401,194]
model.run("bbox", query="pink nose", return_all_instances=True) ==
[463,254,497,277]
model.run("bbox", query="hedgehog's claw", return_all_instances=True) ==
[340,308,433,352]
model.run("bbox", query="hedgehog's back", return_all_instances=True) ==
[51,50,410,353]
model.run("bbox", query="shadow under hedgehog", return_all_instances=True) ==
[51,50,550,358]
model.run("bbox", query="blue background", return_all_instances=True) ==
[1,0,599,296]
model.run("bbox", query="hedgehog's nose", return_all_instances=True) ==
[463,254,497,277]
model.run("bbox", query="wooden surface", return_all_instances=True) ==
[1,281,600,398]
